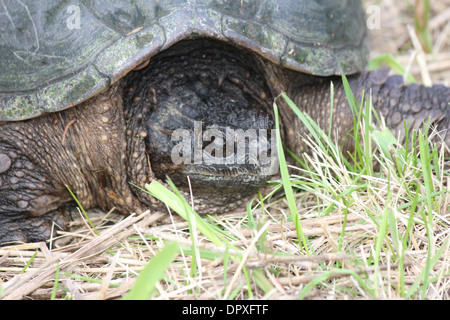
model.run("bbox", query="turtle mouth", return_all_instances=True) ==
[183,163,276,191]
[123,38,277,206]
[179,126,280,194]
[145,115,279,197]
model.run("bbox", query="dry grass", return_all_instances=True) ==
[1,0,449,300]
[369,0,450,85]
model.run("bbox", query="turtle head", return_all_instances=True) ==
[123,39,278,212]
[144,85,278,209]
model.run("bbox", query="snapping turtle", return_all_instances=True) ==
[0,1,448,244]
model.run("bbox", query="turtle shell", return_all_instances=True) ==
[0,0,368,121]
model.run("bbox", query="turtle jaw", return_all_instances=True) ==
[181,165,274,197]
[145,122,280,207]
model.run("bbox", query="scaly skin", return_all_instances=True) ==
[0,85,143,243]
[274,67,449,157]
[0,40,448,244]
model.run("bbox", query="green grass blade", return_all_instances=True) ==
[299,269,374,300]
[66,185,99,236]
[405,235,449,299]
[20,251,37,274]
[273,98,310,255]
[417,130,435,299]
[252,269,274,295]
[418,131,435,216]
[51,261,61,300]
[414,0,433,53]
[372,128,400,163]
[279,93,326,153]
[178,245,223,261]
[362,96,373,176]
[368,54,417,83]
[373,193,391,297]
[144,180,236,251]
[328,81,334,138]
[122,241,179,300]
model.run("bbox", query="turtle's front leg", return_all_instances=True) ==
[0,144,70,244]
[0,85,145,244]
[280,68,449,156]
[0,210,69,244]
[352,68,450,151]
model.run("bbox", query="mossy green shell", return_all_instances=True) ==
[0,0,368,121]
